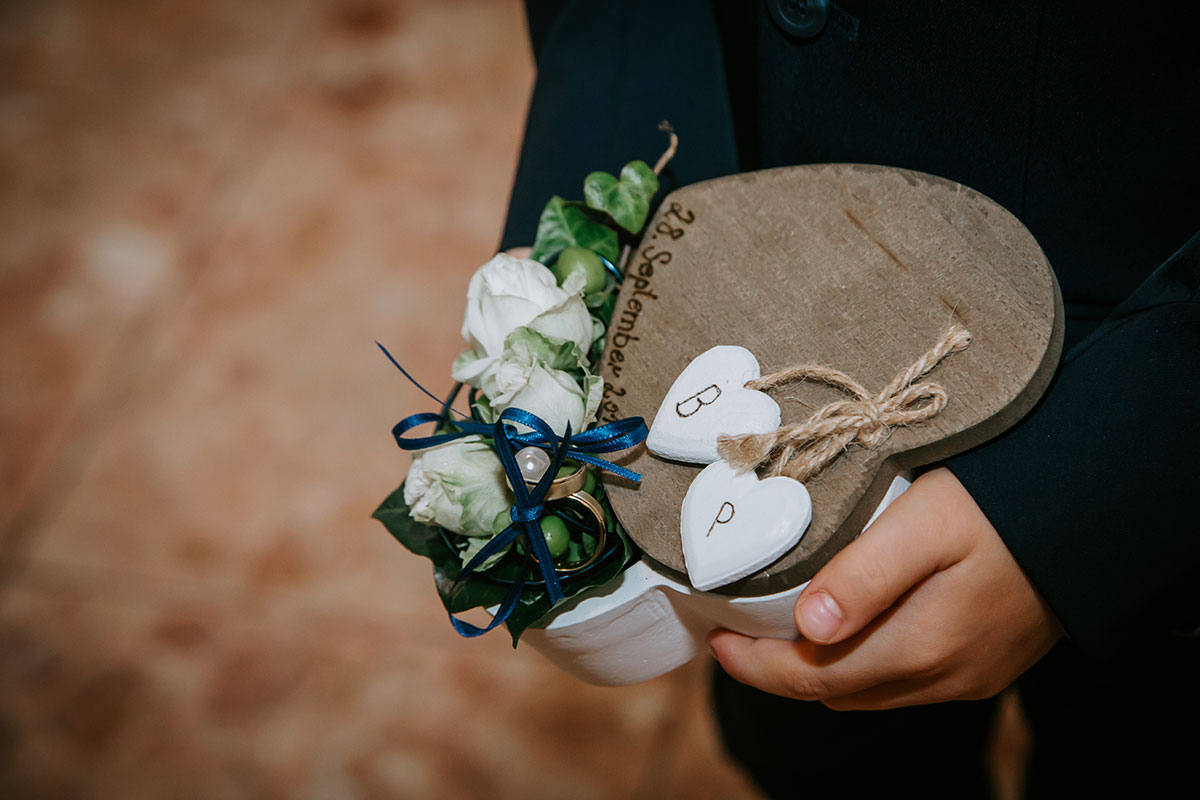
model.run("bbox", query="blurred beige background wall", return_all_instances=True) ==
[0,1,763,797]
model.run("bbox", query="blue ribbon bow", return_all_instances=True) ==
[391,409,647,484]
[390,392,647,637]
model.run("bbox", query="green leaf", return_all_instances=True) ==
[530,197,620,264]
[471,393,498,424]
[583,161,659,234]
[589,292,617,332]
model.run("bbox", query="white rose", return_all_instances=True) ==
[403,436,512,538]
[473,328,601,436]
[485,359,593,436]
[453,253,591,385]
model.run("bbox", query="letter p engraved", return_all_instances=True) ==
[707,502,735,537]
[676,384,721,418]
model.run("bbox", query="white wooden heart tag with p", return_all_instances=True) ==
[680,460,813,591]
[646,346,781,464]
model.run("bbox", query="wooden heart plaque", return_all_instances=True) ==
[598,164,1063,596]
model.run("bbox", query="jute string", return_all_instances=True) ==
[717,324,973,482]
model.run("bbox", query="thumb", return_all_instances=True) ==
[794,471,968,644]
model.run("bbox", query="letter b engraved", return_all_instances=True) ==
[675,384,721,418]
[707,502,735,537]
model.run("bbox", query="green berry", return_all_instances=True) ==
[492,510,510,535]
[554,246,608,293]
[556,464,576,479]
[582,470,597,495]
[539,515,571,558]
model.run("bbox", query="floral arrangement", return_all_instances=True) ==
[373,130,677,643]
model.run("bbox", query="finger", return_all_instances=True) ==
[708,628,895,701]
[819,676,950,711]
[794,469,972,645]
[708,630,834,700]
[710,569,973,700]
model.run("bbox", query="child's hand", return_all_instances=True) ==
[708,467,1062,709]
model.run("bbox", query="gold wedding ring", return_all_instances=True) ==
[535,490,607,574]
[541,464,588,501]
[507,463,607,573]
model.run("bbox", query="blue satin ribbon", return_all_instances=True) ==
[392,408,647,483]
[376,341,470,418]
[391,405,647,638]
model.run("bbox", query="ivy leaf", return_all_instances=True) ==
[583,160,660,234]
[530,196,619,264]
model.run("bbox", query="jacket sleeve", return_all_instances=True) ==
[500,0,741,251]
[948,231,1200,662]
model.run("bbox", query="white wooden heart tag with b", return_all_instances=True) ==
[680,460,812,591]
[646,346,781,464]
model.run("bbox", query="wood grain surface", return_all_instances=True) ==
[598,164,1064,595]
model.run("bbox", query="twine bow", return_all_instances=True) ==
[717,324,972,482]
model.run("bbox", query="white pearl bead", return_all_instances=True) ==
[516,446,551,483]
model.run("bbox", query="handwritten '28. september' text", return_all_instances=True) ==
[599,202,695,423]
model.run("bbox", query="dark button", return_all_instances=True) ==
[768,0,830,39]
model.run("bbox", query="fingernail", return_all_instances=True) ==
[798,592,843,641]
